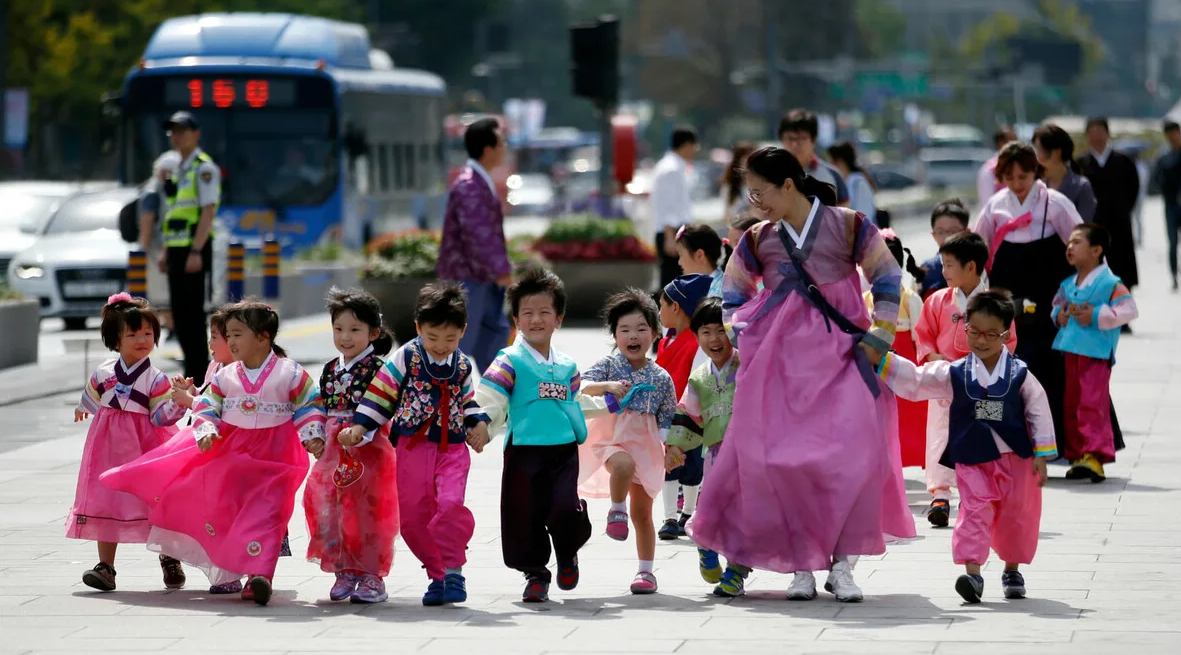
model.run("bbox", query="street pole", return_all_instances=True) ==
[598,102,614,215]
[0,1,9,174]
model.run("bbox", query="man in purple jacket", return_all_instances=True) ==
[437,118,512,372]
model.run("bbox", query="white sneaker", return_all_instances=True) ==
[828,561,863,602]
[786,571,817,600]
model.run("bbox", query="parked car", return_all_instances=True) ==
[0,181,118,285]
[506,173,556,216]
[919,147,992,190]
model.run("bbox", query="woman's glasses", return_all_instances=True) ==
[964,327,1010,342]
[747,185,776,204]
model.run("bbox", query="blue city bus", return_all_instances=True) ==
[109,13,448,251]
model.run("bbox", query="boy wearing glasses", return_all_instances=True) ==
[873,289,1055,604]
[913,232,1017,527]
[1051,224,1138,483]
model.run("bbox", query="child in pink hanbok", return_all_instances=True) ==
[876,290,1055,604]
[578,289,679,595]
[304,288,399,604]
[69,293,186,592]
[102,300,324,606]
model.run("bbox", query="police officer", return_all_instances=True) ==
[159,111,220,386]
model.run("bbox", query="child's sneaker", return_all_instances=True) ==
[676,512,691,537]
[698,548,722,584]
[82,563,116,592]
[330,571,359,601]
[443,572,467,604]
[712,567,746,597]
[350,575,388,604]
[159,555,186,589]
[422,579,446,606]
[209,580,243,594]
[606,509,629,541]
[657,518,680,540]
[927,498,951,527]
[629,571,658,594]
[523,576,549,603]
[248,575,272,606]
[955,573,984,604]
[1001,570,1026,599]
[1067,454,1106,483]
[786,571,817,600]
[557,557,580,591]
[827,561,863,602]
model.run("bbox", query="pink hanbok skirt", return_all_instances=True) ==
[577,410,665,500]
[67,408,177,543]
[101,421,309,585]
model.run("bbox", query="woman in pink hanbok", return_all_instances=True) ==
[689,147,910,602]
[102,300,325,606]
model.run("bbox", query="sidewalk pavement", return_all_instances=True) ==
[1,202,1179,654]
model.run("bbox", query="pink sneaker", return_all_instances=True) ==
[630,571,658,594]
[606,509,629,541]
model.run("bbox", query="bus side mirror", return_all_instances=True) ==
[344,124,368,160]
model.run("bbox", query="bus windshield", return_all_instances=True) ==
[122,75,339,208]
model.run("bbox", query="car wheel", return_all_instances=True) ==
[63,317,89,331]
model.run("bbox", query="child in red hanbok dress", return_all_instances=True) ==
[304,288,400,604]
[70,293,186,592]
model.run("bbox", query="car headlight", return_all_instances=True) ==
[507,191,520,206]
[14,265,45,280]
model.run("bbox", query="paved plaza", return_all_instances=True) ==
[1,204,1180,654]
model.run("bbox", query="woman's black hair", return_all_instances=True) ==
[1033,124,1080,174]
[415,282,468,329]
[508,268,567,317]
[995,141,1044,182]
[100,294,161,351]
[743,146,838,206]
[938,231,989,276]
[223,299,287,358]
[721,141,756,207]
[326,287,394,356]
[881,231,927,285]
[966,288,1016,328]
[602,288,661,336]
[675,223,726,269]
[930,198,971,229]
[689,296,724,334]
[827,141,877,192]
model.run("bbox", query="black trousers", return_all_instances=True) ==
[166,243,212,385]
[655,231,682,291]
[501,439,591,582]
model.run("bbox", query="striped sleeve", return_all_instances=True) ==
[191,372,226,440]
[721,222,764,331]
[460,356,490,428]
[148,371,186,427]
[875,352,953,402]
[77,369,103,416]
[481,353,516,399]
[352,347,408,432]
[1097,284,1138,331]
[853,215,901,352]
[288,364,325,443]
[666,378,705,451]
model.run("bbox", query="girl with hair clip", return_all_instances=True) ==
[304,288,400,604]
[71,293,188,593]
[690,146,911,602]
[103,300,325,606]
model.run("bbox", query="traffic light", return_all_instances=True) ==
[570,16,619,105]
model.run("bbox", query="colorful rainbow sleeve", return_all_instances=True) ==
[721,222,764,328]
[288,365,325,442]
[191,372,226,441]
[853,216,901,353]
[76,370,103,416]
[353,351,408,432]
[460,355,491,428]
[147,372,186,427]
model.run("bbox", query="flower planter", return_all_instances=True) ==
[0,299,41,370]
[358,276,432,345]
[551,261,656,320]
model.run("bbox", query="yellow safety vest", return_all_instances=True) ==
[163,151,219,248]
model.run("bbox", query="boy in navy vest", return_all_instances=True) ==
[475,269,598,603]
[872,290,1056,604]
[1052,224,1138,483]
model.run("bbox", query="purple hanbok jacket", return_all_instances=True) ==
[436,165,511,283]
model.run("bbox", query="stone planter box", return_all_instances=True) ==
[242,264,361,319]
[359,276,432,345]
[550,261,656,320]
[0,299,40,370]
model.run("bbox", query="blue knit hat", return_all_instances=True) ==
[663,273,713,317]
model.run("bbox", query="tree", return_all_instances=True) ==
[959,0,1103,83]
[854,0,908,59]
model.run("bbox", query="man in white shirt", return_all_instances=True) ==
[649,127,699,289]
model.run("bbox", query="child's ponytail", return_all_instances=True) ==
[902,247,926,284]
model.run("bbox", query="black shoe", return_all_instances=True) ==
[523,576,550,602]
[82,563,117,592]
[677,512,691,537]
[955,574,984,604]
[159,555,186,590]
[557,557,579,591]
[658,518,680,540]
[927,499,950,528]
[1001,570,1026,599]
[1120,325,1132,335]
